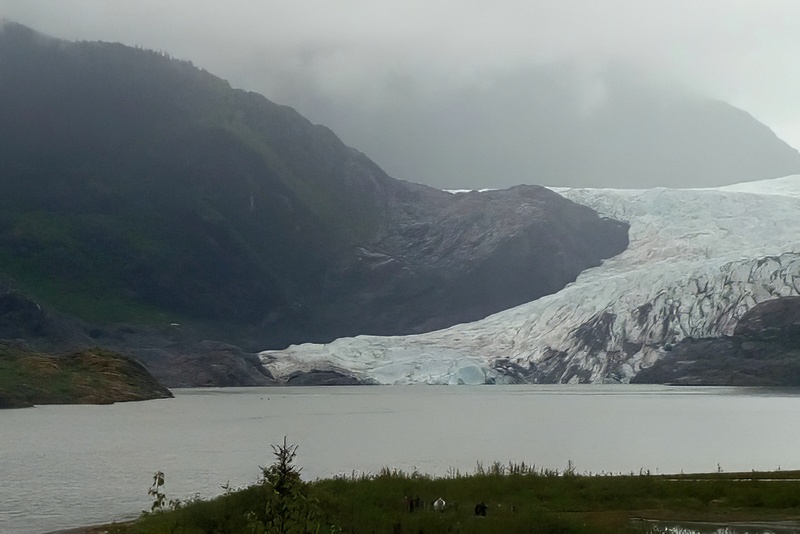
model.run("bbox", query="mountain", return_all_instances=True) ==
[261,175,800,386]
[289,65,800,190]
[0,22,629,384]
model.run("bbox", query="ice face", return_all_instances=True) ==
[261,175,800,384]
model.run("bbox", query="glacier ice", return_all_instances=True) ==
[260,175,800,384]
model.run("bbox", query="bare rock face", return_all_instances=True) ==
[733,296,800,341]
[318,185,630,338]
[285,369,365,386]
[127,341,276,388]
[633,297,800,386]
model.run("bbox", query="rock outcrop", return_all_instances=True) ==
[321,185,629,337]
[633,297,800,386]
[734,296,800,341]
[126,340,276,388]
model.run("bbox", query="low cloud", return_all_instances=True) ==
[3,1,800,186]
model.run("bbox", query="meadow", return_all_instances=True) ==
[99,440,800,534]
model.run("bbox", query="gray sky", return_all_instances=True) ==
[3,1,800,187]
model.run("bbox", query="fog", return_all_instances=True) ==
[3,1,800,188]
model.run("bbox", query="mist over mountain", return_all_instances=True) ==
[6,20,799,387]
[0,22,628,373]
[286,64,800,190]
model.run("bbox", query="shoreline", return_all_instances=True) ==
[45,520,134,534]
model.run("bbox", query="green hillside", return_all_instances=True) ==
[0,342,172,407]
[0,23,395,332]
[0,23,630,362]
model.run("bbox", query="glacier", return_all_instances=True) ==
[260,175,800,384]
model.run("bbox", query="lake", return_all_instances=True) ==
[3,385,800,534]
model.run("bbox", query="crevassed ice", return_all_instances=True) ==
[260,175,800,385]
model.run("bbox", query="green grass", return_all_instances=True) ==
[0,270,177,325]
[0,344,172,407]
[104,462,800,534]
[0,210,180,324]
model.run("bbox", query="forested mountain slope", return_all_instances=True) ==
[0,23,628,375]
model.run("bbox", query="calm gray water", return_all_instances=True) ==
[2,385,800,534]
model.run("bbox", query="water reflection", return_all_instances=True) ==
[641,519,800,533]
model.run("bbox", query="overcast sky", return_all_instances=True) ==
[3,1,800,187]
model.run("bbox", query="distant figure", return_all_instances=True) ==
[433,497,445,512]
[404,495,421,512]
[474,502,487,516]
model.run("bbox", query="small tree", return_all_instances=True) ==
[264,436,302,533]
[247,437,327,534]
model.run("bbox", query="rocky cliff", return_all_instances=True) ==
[320,184,629,336]
[633,297,800,386]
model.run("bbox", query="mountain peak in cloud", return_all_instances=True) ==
[288,63,800,190]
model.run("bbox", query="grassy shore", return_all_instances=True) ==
[89,460,800,534]
[0,342,172,408]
